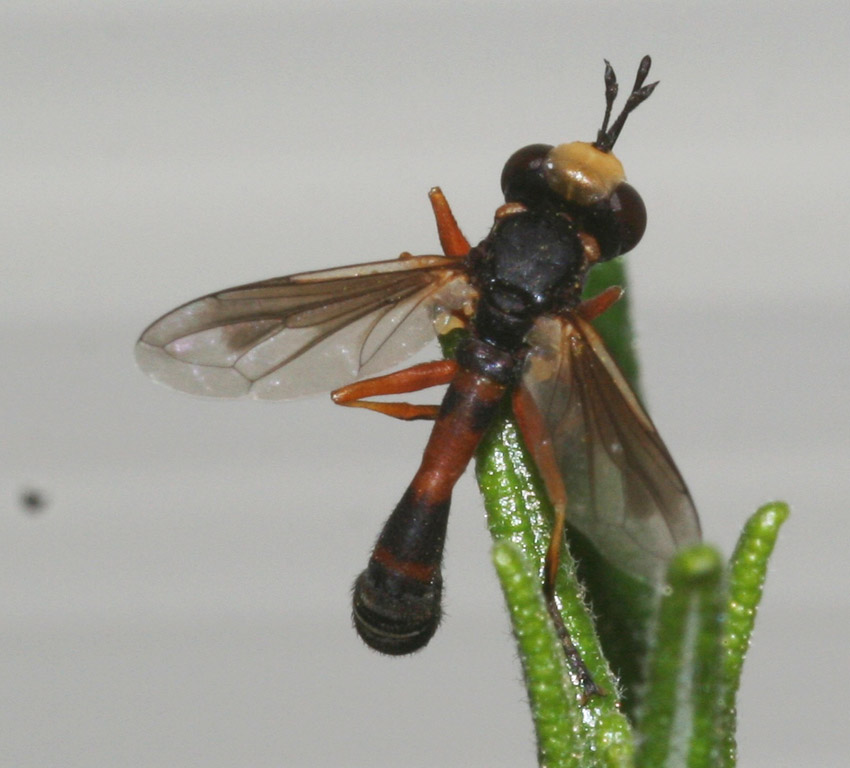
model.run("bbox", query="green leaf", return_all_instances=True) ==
[719,501,790,767]
[492,540,585,768]
[477,408,634,768]
[634,545,725,768]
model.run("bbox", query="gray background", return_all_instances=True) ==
[3,1,848,766]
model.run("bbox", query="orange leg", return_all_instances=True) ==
[577,285,623,321]
[513,386,603,697]
[331,189,467,422]
[512,387,568,597]
[331,360,459,421]
[428,187,471,258]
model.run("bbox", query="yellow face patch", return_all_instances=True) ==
[543,141,626,206]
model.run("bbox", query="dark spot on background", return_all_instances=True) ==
[20,489,48,514]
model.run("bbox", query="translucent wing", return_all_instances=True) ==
[521,313,700,581]
[136,255,472,400]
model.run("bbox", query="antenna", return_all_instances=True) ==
[594,55,658,153]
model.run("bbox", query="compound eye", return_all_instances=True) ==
[591,182,647,261]
[500,144,553,207]
[610,182,646,254]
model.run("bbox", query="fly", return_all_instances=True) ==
[136,56,700,656]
